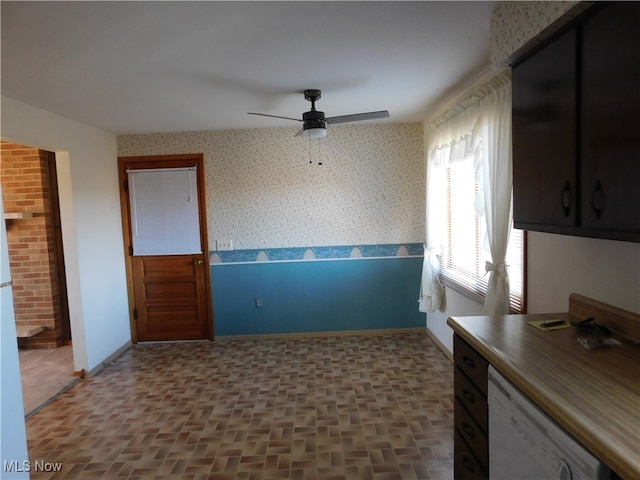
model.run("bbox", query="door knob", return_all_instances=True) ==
[194,260,203,265]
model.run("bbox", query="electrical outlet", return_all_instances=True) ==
[255,297,263,309]
[216,239,234,251]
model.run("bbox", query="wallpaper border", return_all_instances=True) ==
[210,243,424,264]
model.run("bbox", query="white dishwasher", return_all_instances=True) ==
[488,365,610,480]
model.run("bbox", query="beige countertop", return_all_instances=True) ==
[448,312,640,480]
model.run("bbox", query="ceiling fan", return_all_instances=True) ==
[248,89,389,138]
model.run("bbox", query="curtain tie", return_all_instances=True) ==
[485,261,507,274]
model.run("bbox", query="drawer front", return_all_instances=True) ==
[454,367,488,435]
[454,430,488,480]
[454,398,488,473]
[454,335,488,396]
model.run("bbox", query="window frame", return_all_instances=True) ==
[439,231,527,314]
[435,145,527,314]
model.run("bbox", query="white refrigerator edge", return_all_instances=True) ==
[0,185,30,479]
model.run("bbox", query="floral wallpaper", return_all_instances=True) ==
[490,1,590,66]
[117,123,425,251]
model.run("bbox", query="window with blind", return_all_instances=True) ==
[438,151,525,313]
[127,167,202,256]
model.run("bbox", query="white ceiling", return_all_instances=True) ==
[1,1,498,135]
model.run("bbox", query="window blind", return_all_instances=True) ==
[440,155,525,313]
[128,167,202,256]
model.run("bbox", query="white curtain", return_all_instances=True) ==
[418,125,444,312]
[478,83,513,315]
[419,71,513,315]
[419,107,479,313]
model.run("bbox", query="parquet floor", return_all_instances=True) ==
[25,332,454,479]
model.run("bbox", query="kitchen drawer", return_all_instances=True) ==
[454,430,488,480]
[455,366,488,435]
[454,398,488,473]
[454,335,488,396]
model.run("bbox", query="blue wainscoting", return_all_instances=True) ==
[211,256,425,336]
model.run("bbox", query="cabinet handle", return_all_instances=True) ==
[560,181,573,217]
[462,356,475,368]
[591,180,605,220]
[462,422,476,439]
[462,389,476,404]
[462,455,476,473]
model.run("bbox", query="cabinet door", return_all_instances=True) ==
[581,2,640,233]
[512,29,578,228]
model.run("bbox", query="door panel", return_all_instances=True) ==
[118,154,213,343]
[132,255,208,341]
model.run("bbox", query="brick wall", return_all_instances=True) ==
[1,141,63,349]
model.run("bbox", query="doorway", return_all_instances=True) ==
[1,143,71,347]
[118,154,214,342]
[0,141,75,414]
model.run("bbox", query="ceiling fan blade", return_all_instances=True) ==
[325,110,390,125]
[247,112,302,122]
[294,128,304,137]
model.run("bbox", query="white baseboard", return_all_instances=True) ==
[86,340,132,378]
[425,328,453,362]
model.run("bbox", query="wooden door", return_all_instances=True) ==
[118,154,213,342]
[131,255,209,341]
[47,152,72,343]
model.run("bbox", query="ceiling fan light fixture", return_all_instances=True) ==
[302,127,327,139]
[301,115,327,139]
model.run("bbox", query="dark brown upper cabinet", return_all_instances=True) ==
[512,28,578,229]
[581,2,640,235]
[512,2,640,243]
